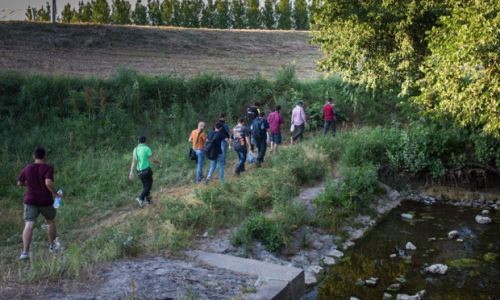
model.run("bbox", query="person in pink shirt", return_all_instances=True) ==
[322,97,336,135]
[267,105,284,152]
[291,100,307,144]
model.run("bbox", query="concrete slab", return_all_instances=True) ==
[186,250,305,300]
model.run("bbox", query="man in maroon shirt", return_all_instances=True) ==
[17,147,61,260]
[322,97,336,135]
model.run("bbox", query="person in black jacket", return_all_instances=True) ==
[205,122,226,184]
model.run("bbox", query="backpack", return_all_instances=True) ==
[251,118,267,140]
[203,134,219,160]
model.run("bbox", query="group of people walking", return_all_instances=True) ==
[16,98,338,260]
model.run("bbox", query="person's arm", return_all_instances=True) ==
[301,108,307,125]
[129,152,137,180]
[45,178,58,198]
[17,180,26,186]
[188,131,193,143]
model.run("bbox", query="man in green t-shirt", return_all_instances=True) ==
[128,136,161,207]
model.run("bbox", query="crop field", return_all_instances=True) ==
[0,21,322,79]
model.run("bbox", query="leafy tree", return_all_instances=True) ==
[231,0,246,29]
[181,0,203,27]
[132,0,148,25]
[92,0,111,24]
[32,2,51,22]
[293,0,308,30]
[246,0,260,28]
[111,0,131,24]
[80,1,93,22]
[160,0,174,25]
[308,0,320,27]
[25,6,34,21]
[201,0,216,28]
[275,0,291,29]
[171,0,182,26]
[311,1,446,92]
[148,0,162,25]
[215,0,230,28]
[261,0,275,29]
[417,1,500,137]
[62,3,74,23]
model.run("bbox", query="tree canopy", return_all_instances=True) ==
[312,0,499,137]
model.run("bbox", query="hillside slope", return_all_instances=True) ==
[0,22,322,79]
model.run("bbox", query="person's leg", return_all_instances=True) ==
[332,120,337,136]
[207,159,217,181]
[257,140,267,164]
[22,221,35,253]
[238,150,247,173]
[298,124,305,141]
[218,154,225,182]
[139,171,148,201]
[323,120,331,135]
[46,219,57,245]
[195,150,205,182]
[274,133,282,151]
[145,169,153,202]
[22,204,39,254]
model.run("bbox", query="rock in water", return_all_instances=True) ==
[482,209,490,215]
[350,297,360,300]
[475,215,492,224]
[387,283,401,292]
[448,230,459,239]
[383,293,394,300]
[327,249,344,258]
[396,290,426,300]
[405,242,417,250]
[323,256,336,265]
[390,253,397,258]
[425,264,448,275]
[401,213,414,220]
[365,277,379,287]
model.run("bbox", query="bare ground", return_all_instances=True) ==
[0,22,322,79]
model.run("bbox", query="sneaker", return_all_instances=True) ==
[145,197,153,205]
[49,239,61,253]
[204,178,210,185]
[19,251,29,260]
[135,197,144,207]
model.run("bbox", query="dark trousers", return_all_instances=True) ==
[138,168,153,201]
[256,139,267,164]
[323,120,336,135]
[236,150,247,174]
[292,124,305,141]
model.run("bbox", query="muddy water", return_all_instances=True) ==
[314,201,500,299]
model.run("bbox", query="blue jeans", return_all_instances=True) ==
[323,120,336,135]
[235,150,247,174]
[256,139,267,164]
[207,154,225,182]
[221,140,228,162]
[195,150,205,182]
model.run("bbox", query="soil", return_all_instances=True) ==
[0,22,322,79]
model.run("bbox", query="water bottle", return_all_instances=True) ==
[53,189,63,209]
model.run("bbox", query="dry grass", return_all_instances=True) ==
[0,21,322,79]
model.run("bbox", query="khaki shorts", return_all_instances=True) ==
[24,204,56,222]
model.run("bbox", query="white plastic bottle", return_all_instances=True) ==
[53,189,63,208]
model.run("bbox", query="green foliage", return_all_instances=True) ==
[80,1,93,22]
[417,0,500,137]
[293,0,308,30]
[61,3,74,23]
[132,0,148,25]
[276,0,292,29]
[111,0,132,25]
[147,0,162,25]
[215,0,231,28]
[230,214,286,252]
[201,0,216,27]
[261,0,275,29]
[231,0,246,29]
[34,1,51,22]
[314,163,378,224]
[311,0,446,92]
[92,0,111,24]
[245,0,261,28]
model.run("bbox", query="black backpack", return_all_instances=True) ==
[203,133,219,160]
[251,118,267,140]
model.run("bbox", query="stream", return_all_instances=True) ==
[310,201,500,299]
